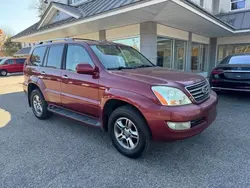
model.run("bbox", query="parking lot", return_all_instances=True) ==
[0,75,250,188]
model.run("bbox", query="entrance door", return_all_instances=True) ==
[192,43,206,72]
[157,38,173,68]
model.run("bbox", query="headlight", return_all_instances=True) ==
[152,86,192,106]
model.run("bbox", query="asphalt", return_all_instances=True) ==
[0,75,250,188]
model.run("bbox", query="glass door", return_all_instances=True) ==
[192,43,207,72]
[157,38,173,69]
[173,40,186,71]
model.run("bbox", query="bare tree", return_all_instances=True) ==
[30,0,47,18]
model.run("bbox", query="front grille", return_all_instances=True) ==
[186,80,210,103]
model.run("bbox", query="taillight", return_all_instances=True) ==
[211,69,224,75]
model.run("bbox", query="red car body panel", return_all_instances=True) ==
[0,58,25,73]
[23,41,217,142]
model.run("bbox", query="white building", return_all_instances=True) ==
[12,0,250,76]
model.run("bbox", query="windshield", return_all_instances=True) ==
[0,59,6,65]
[91,45,155,70]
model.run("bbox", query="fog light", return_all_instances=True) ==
[167,121,191,130]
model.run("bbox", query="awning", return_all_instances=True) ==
[12,0,250,43]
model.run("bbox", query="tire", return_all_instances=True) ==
[30,89,52,120]
[108,105,151,158]
[0,70,8,76]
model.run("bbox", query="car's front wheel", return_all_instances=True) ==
[108,106,150,158]
[30,89,52,120]
[0,70,8,76]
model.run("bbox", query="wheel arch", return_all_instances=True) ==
[102,98,152,138]
[27,83,41,107]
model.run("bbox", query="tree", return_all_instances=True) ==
[2,38,21,56]
[30,0,47,18]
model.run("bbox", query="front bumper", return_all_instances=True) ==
[144,91,218,141]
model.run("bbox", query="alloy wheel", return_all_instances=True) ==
[114,117,139,150]
[33,95,43,116]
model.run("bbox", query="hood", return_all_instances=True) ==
[110,67,205,86]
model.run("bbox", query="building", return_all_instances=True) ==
[12,0,250,76]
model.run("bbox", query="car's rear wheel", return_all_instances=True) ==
[108,106,150,158]
[0,70,7,76]
[30,89,52,120]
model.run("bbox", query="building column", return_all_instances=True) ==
[209,38,217,73]
[185,32,192,72]
[99,30,106,41]
[140,22,157,65]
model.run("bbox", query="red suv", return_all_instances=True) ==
[23,38,217,158]
[0,58,26,76]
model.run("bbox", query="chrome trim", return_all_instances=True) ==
[224,70,250,73]
[185,80,210,103]
[211,87,250,92]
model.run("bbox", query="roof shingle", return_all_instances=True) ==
[12,0,140,39]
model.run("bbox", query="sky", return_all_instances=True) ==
[0,0,40,35]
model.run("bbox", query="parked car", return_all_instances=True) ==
[210,54,250,92]
[23,38,218,158]
[0,58,26,76]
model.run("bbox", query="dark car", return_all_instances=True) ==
[0,58,26,76]
[23,38,217,158]
[210,54,250,92]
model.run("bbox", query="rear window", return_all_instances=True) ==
[30,46,47,66]
[16,59,26,64]
[227,55,250,65]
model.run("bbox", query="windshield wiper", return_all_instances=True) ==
[107,66,134,70]
[135,65,155,68]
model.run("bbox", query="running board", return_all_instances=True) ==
[48,105,101,127]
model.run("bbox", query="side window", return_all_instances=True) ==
[30,47,47,66]
[6,59,14,64]
[66,45,94,71]
[46,45,64,69]
[16,59,26,64]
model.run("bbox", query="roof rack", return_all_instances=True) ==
[38,38,99,45]
[38,38,73,44]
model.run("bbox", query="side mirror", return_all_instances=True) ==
[76,63,94,75]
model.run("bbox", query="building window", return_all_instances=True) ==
[174,40,186,70]
[192,43,207,72]
[231,0,246,11]
[217,44,250,64]
[112,37,140,51]
[200,0,204,7]
[69,0,86,5]
[157,37,186,71]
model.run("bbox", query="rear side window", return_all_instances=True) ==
[46,45,64,69]
[30,47,47,66]
[16,59,26,64]
[66,45,94,71]
[228,55,250,65]
[6,59,14,64]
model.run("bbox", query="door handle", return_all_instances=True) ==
[62,75,68,79]
[41,71,46,75]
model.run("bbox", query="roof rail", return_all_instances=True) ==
[38,38,73,44]
[71,38,98,42]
